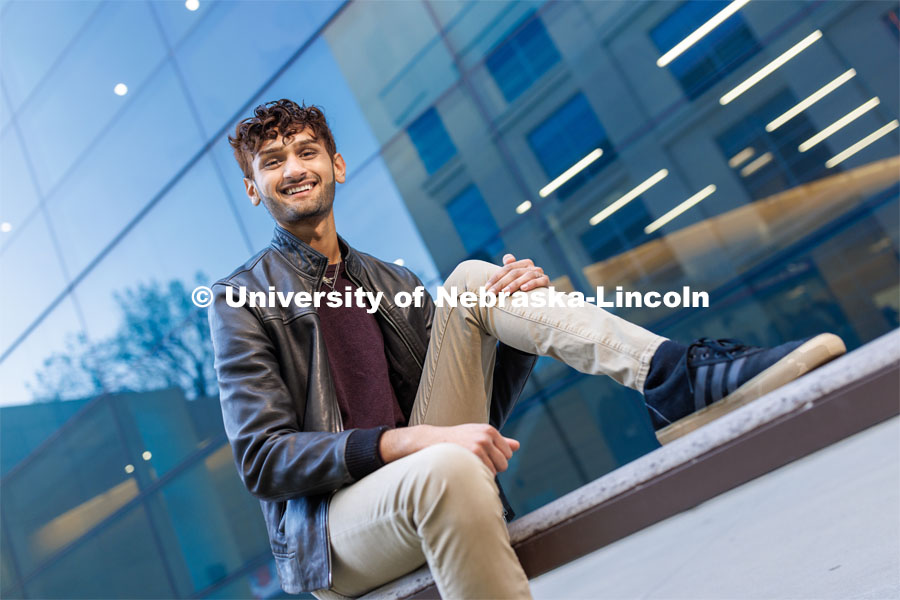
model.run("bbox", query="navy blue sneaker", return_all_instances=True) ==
[656,333,846,443]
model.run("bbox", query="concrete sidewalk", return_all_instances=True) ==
[530,416,900,599]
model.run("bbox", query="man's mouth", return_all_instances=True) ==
[282,182,316,196]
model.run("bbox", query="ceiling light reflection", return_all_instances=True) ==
[113,83,128,96]
[766,69,856,132]
[799,97,880,152]
[740,152,773,177]
[728,147,755,168]
[539,149,603,198]
[590,169,668,226]
[644,184,716,234]
[657,0,752,67]
[720,30,822,105]
[825,120,899,168]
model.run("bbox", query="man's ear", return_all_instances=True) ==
[244,177,261,206]
[333,152,347,185]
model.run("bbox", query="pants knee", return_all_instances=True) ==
[444,260,500,293]
[404,443,499,518]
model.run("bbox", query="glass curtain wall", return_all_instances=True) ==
[1,0,898,597]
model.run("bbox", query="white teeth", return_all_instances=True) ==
[284,183,313,194]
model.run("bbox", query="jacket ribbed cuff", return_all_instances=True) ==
[345,427,388,481]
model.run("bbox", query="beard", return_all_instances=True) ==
[259,171,336,225]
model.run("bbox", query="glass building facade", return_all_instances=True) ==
[1,1,897,598]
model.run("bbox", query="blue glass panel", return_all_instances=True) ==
[0,214,69,355]
[447,185,500,254]
[2,400,139,577]
[407,107,457,174]
[24,503,174,599]
[72,156,247,343]
[146,443,268,595]
[150,0,216,49]
[0,129,41,253]
[486,13,561,102]
[651,1,760,100]
[0,0,101,110]
[174,0,341,136]
[0,79,12,131]
[528,93,617,198]
[16,1,168,194]
[0,297,84,407]
[45,61,204,279]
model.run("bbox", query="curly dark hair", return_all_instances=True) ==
[229,99,337,178]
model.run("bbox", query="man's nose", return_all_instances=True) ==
[282,154,307,180]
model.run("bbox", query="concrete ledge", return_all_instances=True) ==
[362,330,900,599]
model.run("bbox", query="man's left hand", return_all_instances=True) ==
[486,254,550,294]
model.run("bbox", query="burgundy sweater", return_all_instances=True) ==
[316,262,406,479]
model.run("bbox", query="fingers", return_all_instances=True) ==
[444,424,521,475]
[486,258,536,293]
[489,265,546,293]
[506,269,547,293]
[484,443,508,474]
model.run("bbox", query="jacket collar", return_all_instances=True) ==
[270,225,360,279]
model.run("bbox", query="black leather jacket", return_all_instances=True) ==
[208,226,536,594]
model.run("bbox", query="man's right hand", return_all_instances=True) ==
[379,424,520,475]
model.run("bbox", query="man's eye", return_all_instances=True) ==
[264,159,279,167]
[301,151,315,158]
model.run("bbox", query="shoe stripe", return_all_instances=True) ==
[694,365,708,411]
[726,356,747,394]
[710,362,727,403]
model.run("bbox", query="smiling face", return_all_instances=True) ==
[244,128,346,226]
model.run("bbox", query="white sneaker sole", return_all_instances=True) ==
[656,333,847,445]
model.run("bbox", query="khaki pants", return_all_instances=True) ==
[315,260,665,599]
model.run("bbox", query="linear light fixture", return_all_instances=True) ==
[766,69,856,132]
[719,30,822,105]
[644,184,716,234]
[728,147,756,168]
[516,200,532,214]
[740,152,774,177]
[799,97,880,152]
[590,169,669,226]
[826,120,899,168]
[657,0,752,67]
[539,149,603,198]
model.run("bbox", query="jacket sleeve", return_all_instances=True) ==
[208,282,379,502]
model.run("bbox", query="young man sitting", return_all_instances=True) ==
[208,99,845,598]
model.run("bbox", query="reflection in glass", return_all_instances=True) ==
[486,11,561,103]
[16,1,167,193]
[25,504,173,599]
[147,443,269,595]
[0,215,70,355]
[0,0,101,110]
[2,401,136,575]
[46,61,204,279]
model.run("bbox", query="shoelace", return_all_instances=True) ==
[688,337,755,361]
